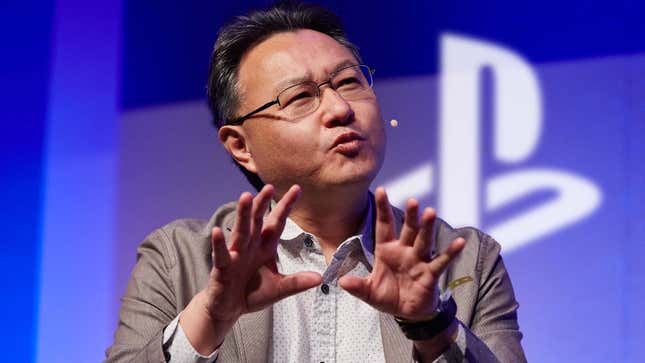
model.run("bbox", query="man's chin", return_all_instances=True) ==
[322,165,380,189]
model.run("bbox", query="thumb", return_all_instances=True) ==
[339,276,371,302]
[277,271,322,299]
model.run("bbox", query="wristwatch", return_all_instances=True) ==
[394,291,457,341]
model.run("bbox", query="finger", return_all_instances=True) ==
[429,237,466,275]
[412,207,437,259]
[261,185,301,248]
[399,198,419,246]
[374,187,396,244]
[211,227,231,269]
[276,271,323,299]
[250,184,274,245]
[231,192,253,251]
[338,275,371,303]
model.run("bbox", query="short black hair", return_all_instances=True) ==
[206,1,362,190]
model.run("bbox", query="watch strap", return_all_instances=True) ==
[395,295,457,341]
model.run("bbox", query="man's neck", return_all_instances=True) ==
[286,185,370,252]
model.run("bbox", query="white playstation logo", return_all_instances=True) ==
[385,33,602,253]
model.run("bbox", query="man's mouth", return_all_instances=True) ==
[331,131,365,149]
[331,131,365,156]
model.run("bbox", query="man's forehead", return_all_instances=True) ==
[237,29,357,95]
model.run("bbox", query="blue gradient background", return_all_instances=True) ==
[2,1,644,362]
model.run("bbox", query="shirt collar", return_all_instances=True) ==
[278,193,375,266]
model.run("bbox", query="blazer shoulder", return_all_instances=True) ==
[435,220,501,259]
[159,200,237,235]
[147,201,238,269]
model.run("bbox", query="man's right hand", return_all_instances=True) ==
[179,184,322,355]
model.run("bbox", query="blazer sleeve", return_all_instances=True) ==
[460,232,527,363]
[104,228,178,363]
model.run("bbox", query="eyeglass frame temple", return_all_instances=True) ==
[226,99,279,126]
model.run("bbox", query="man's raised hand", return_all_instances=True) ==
[180,184,322,354]
[339,187,465,321]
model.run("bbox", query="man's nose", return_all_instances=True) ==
[319,87,354,127]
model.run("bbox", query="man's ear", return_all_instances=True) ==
[218,125,258,173]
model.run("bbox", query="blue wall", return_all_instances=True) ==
[0,0,52,360]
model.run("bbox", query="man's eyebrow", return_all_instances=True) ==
[272,59,359,94]
[273,74,312,95]
[331,59,358,73]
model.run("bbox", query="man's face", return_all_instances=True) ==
[231,29,386,193]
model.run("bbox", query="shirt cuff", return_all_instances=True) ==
[429,321,467,363]
[162,313,220,363]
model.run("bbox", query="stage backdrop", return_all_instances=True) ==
[4,0,643,362]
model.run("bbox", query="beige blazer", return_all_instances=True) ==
[105,201,526,363]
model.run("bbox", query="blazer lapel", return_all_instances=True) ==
[214,210,272,362]
[380,312,414,363]
[233,307,273,363]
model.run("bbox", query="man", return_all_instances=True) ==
[105,2,526,362]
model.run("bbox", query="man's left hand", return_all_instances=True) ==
[339,187,466,321]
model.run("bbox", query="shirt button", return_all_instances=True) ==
[321,283,330,294]
[304,236,314,248]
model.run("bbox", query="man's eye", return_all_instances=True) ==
[283,90,314,107]
[336,77,361,89]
